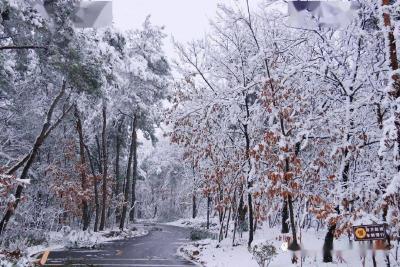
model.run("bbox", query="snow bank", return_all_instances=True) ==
[179,224,394,267]
[13,225,148,266]
[179,238,259,267]
[165,217,220,233]
[0,257,30,267]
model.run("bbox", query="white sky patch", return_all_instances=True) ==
[113,0,221,57]
[112,0,261,58]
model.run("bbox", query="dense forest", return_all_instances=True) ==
[0,0,172,247]
[0,0,400,266]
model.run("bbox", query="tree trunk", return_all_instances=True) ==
[323,223,336,262]
[371,241,377,267]
[238,193,247,236]
[225,205,232,238]
[247,190,254,247]
[94,135,103,231]
[253,208,258,234]
[120,116,136,229]
[192,194,197,219]
[95,136,102,173]
[191,164,197,219]
[323,155,349,262]
[243,94,254,246]
[382,0,399,97]
[207,195,211,229]
[85,145,100,232]
[0,81,67,235]
[288,195,300,251]
[129,116,137,222]
[115,118,124,223]
[281,198,289,233]
[218,207,227,242]
[218,188,224,224]
[383,203,392,267]
[74,108,90,231]
[153,205,158,218]
[99,103,108,231]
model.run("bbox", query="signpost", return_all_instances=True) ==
[353,224,387,241]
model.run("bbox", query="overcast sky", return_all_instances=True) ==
[112,0,258,57]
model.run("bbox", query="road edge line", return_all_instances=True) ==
[39,250,50,266]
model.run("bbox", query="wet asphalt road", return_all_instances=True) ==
[44,224,196,267]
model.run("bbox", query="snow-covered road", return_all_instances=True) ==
[42,224,196,266]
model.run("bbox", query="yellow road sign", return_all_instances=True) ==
[353,224,387,241]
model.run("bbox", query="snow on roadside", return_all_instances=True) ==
[165,217,220,233]
[0,252,30,267]
[180,238,259,267]
[165,217,212,228]
[172,217,257,266]
[177,222,394,267]
[0,225,149,266]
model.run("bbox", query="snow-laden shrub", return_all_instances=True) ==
[200,222,218,228]
[103,227,148,239]
[64,230,99,248]
[189,228,213,241]
[60,226,71,235]
[251,241,277,267]
[0,251,30,267]
[1,226,47,251]
[239,219,249,232]
[0,258,30,267]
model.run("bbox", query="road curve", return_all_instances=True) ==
[44,224,196,267]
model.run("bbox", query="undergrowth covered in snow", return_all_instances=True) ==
[0,225,148,266]
[174,218,399,267]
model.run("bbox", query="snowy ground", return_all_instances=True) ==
[165,217,220,233]
[0,224,148,266]
[172,218,399,267]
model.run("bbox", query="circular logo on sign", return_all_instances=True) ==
[355,227,367,239]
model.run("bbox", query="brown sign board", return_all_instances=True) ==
[353,224,387,241]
